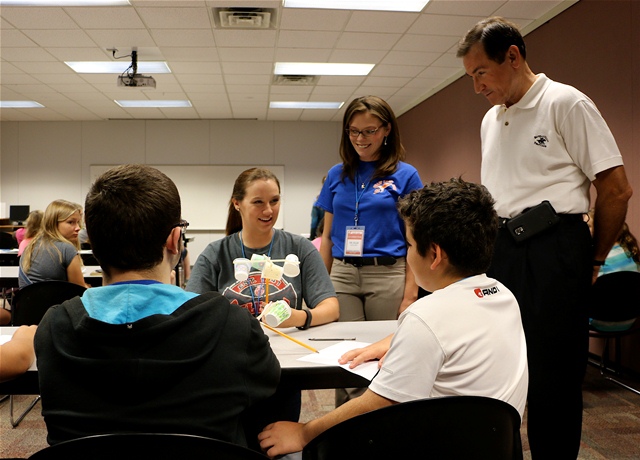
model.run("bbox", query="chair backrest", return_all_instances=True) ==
[28,433,269,460]
[302,396,523,460]
[588,271,640,322]
[0,231,17,249]
[12,280,87,326]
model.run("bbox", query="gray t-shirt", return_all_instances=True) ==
[186,229,336,315]
[19,239,78,288]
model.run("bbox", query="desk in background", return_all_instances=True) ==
[0,320,396,395]
[0,249,97,267]
[0,265,103,288]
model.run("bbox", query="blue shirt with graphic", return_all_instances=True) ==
[316,160,422,258]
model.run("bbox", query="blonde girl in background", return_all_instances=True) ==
[19,200,88,289]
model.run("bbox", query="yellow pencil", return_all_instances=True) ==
[261,322,319,353]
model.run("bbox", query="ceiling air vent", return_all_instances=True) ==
[213,7,276,29]
[273,75,319,85]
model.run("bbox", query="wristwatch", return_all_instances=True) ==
[297,309,312,330]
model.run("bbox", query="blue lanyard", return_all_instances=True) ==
[354,172,371,225]
[240,230,274,316]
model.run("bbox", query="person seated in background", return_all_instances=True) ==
[258,178,528,457]
[34,164,280,447]
[586,210,640,331]
[186,167,339,329]
[0,325,36,382]
[17,210,43,256]
[18,200,87,289]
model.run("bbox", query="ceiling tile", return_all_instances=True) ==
[65,6,146,29]
[0,7,77,29]
[345,11,419,33]
[135,7,212,29]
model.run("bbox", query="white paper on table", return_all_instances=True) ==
[297,341,380,381]
[0,335,10,345]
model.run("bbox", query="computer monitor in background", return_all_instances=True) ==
[9,205,30,224]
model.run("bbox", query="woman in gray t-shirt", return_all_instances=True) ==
[19,199,87,289]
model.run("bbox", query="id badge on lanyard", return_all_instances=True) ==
[344,226,365,257]
[344,172,369,257]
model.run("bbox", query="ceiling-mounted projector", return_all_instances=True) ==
[117,74,156,88]
[114,49,156,89]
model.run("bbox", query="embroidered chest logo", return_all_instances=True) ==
[373,180,397,194]
[533,135,549,148]
[474,286,500,298]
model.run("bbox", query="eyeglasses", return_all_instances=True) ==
[172,219,189,236]
[346,126,382,138]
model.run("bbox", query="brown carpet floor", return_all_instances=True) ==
[2,364,639,459]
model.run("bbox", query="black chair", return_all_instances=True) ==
[11,280,86,326]
[9,280,87,427]
[28,433,269,460]
[587,271,640,395]
[302,395,523,460]
[0,231,17,249]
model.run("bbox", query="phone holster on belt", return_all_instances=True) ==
[506,201,560,242]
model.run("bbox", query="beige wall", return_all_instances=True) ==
[399,0,640,373]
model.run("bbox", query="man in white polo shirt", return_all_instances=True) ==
[457,17,633,459]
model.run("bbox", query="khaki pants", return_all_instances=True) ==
[330,257,406,322]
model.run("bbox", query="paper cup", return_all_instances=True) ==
[283,254,300,277]
[264,300,292,327]
[233,258,251,281]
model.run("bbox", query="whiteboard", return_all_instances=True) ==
[89,165,285,230]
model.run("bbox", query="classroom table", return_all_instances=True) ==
[0,265,103,288]
[0,320,397,395]
[0,249,97,267]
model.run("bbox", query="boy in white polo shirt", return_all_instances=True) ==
[258,178,528,458]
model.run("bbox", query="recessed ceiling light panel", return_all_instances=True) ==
[66,62,170,74]
[0,101,44,108]
[283,0,429,13]
[274,62,373,76]
[115,100,192,108]
[270,101,344,109]
[0,0,129,5]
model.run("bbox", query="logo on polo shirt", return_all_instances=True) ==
[474,286,500,298]
[533,135,549,148]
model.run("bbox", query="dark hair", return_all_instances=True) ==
[85,164,181,276]
[456,17,526,63]
[225,168,281,236]
[397,178,498,277]
[339,95,405,182]
[316,216,325,236]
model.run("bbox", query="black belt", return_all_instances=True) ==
[498,213,583,229]
[336,256,397,267]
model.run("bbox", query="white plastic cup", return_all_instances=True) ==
[264,300,292,327]
[283,254,300,277]
[233,258,251,281]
